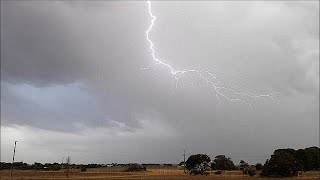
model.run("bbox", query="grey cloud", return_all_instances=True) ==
[1,82,110,131]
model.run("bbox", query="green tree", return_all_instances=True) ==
[302,147,320,170]
[272,147,320,171]
[262,150,298,177]
[211,155,235,170]
[294,149,306,170]
[185,154,210,171]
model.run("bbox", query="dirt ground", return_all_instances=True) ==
[1,167,319,180]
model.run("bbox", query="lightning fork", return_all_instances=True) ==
[143,1,276,107]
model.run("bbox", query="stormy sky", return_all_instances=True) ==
[1,1,319,164]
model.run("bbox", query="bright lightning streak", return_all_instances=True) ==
[143,1,276,107]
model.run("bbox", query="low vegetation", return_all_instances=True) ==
[1,146,319,179]
[242,166,256,177]
[124,163,146,172]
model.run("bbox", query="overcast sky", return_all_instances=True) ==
[1,1,319,165]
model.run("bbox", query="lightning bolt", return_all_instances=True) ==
[143,1,277,107]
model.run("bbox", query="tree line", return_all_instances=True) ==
[0,162,173,171]
[184,146,319,177]
[261,146,320,177]
[1,146,319,177]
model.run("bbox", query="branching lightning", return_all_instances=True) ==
[143,1,277,107]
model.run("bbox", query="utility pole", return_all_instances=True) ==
[10,141,17,179]
[61,157,64,170]
[183,149,186,174]
[65,156,71,178]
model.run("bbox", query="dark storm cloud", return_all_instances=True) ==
[1,1,150,129]
[1,1,85,85]
[1,1,318,164]
[1,1,147,86]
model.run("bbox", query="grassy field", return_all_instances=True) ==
[1,166,319,180]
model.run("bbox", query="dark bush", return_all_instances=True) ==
[189,162,210,176]
[51,163,62,171]
[243,166,256,177]
[124,163,146,172]
[255,163,263,170]
[239,160,249,170]
[80,167,87,172]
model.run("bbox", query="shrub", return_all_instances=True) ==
[80,167,87,172]
[243,166,256,177]
[189,162,210,176]
[239,160,249,170]
[124,164,146,172]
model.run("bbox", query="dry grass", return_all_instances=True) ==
[1,167,319,180]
